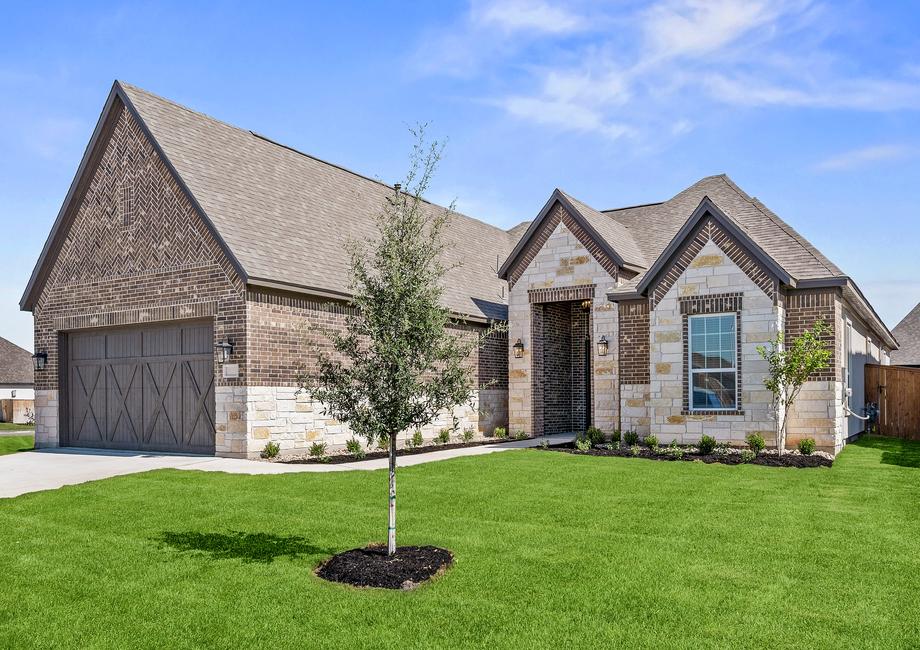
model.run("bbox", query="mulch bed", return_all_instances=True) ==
[315,545,453,590]
[276,437,515,464]
[542,444,833,468]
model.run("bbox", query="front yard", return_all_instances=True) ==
[0,432,33,455]
[1,436,918,648]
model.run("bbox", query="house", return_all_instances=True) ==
[502,181,895,453]
[890,303,920,366]
[21,81,894,457]
[21,81,511,457]
[0,336,34,424]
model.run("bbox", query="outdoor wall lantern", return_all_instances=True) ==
[32,352,47,371]
[513,338,525,359]
[215,340,234,364]
[596,335,609,357]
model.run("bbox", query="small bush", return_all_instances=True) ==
[435,428,451,445]
[623,430,640,446]
[746,433,766,454]
[345,438,365,459]
[644,434,659,450]
[461,427,475,443]
[309,441,328,459]
[376,435,390,451]
[714,442,731,456]
[630,444,641,457]
[698,435,717,455]
[612,429,622,443]
[586,426,606,445]
[513,429,528,440]
[740,449,756,463]
[493,426,507,439]
[405,429,424,450]
[540,439,549,449]
[797,437,817,455]
[260,441,280,459]
[667,441,684,460]
[575,437,591,452]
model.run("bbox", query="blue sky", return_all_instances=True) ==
[1,0,919,351]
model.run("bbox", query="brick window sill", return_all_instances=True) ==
[682,409,745,416]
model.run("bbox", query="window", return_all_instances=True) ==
[688,313,737,410]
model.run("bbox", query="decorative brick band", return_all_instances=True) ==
[528,284,596,304]
[246,289,355,315]
[54,300,217,332]
[618,299,650,384]
[652,218,776,307]
[508,203,619,288]
[785,287,839,381]
[680,293,744,416]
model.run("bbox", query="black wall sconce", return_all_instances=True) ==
[215,340,234,364]
[32,352,47,371]
[513,338,525,359]
[596,335,609,357]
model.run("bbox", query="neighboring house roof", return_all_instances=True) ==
[0,337,33,386]
[21,81,515,322]
[891,303,920,365]
[501,174,896,349]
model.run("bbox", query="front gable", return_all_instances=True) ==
[638,197,791,308]
[501,196,621,288]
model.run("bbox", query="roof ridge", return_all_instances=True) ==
[119,81,514,240]
[717,174,837,277]
[601,201,663,213]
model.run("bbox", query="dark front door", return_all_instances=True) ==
[64,321,215,454]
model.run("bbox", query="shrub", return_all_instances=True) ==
[376,435,390,451]
[797,437,817,455]
[346,438,365,459]
[435,428,451,445]
[714,441,731,456]
[740,449,756,463]
[586,426,606,445]
[698,435,717,455]
[575,437,591,452]
[513,430,528,440]
[260,441,280,459]
[630,444,641,457]
[667,440,684,460]
[405,429,424,450]
[493,426,507,439]
[644,434,659,451]
[612,429,622,443]
[540,439,549,449]
[623,430,640,446]
[309,441,328,460]
[746,433,766,454]
[461,427,475,443]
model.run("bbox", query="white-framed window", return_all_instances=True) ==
[688,313,738,411]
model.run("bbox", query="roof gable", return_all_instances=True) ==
[0,337,33,386]
[891,302,920,365]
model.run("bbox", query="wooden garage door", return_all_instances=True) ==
[64,321,215,454]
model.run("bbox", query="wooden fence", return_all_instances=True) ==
[865,364,920,440]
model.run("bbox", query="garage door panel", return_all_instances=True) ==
[65,322,215,454]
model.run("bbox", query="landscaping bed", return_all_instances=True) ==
[315,545,453,590]
[542,442,833,468]
[274,437,519,464]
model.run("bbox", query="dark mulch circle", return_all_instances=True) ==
[542,444,832,468]
[315,545,453,590]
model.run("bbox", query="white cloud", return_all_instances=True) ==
[814,144,914,171]
[498,95,632,140]
[472,0,585,34]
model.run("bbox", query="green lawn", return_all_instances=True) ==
[1,436,918,649]
[0,422,34,433]
[0,434,33,455]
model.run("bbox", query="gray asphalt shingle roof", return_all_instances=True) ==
[891,303,920,365]
[120,82,515,321]
[0,337,33,386]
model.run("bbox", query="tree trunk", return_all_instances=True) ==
[387,433,397,556]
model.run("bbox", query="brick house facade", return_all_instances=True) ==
[22,81,897,458]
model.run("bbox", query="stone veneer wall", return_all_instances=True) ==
[230,289,508,457]
[30,99,247,452]
[507,206,618,436]
[646,239,780,446]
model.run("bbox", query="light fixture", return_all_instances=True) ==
[32,352,47,371]
[580,299,593,311]
[596,335,609,357]
[215,340,234,364]
[513,338,525,359]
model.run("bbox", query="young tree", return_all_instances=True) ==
[300,129,503,556]
[757,320,832,454]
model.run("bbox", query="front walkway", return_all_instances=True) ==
[0,435,573,499]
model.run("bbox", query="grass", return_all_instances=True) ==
[0,434,33,456]
[0,422,34,433]
[1,435,918,648]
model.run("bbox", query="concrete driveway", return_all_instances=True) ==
[0,435,572,499]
